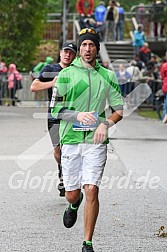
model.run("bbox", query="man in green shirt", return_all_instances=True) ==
[51,28,123,252]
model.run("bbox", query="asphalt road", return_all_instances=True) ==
[0,106,167,252]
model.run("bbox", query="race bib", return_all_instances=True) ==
[72,112,98,131]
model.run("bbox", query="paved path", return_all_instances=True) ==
[0,106,167,252]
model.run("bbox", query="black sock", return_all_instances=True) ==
[71,192,82,208]
[71,196,80,208]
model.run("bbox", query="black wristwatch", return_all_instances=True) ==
[102,120,110,128]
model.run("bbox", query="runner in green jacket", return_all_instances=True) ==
[51,28,123,252]
[52,55,123,145]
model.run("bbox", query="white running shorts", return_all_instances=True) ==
[61,143,107,191]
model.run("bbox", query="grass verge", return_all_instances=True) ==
[138,109,160,120]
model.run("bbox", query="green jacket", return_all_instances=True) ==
[51,57,123,144]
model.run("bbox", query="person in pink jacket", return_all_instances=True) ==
[8,64,22,106]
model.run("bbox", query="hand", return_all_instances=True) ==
[93,123,107,144]
[77,111,97,125]
[97,21,102,26]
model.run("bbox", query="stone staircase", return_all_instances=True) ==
[105,41,134,64]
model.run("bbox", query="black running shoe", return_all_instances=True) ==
[63,192,83,228]
[58,182,65,197]
[82,241,94,252]
[57,164,65,197]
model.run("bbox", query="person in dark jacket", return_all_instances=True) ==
[116,2,125,41]
[139,42,151,66]
[104,0,119,41]
[30,42,77,197]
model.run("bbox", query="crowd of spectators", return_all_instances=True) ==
[0,55,22,106]
[1,1,167,123]
[76,0,167,120]
[76,0,166,42]
[76,0,124,42]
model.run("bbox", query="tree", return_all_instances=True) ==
[0,0,155,71]
[0,0,47,71]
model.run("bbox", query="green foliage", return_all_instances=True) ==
[0,0,155,71]
[47,0,63,12]
[47,0,153,13]
[0,0,47,71]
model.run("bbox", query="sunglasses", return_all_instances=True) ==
[79,28,97,36]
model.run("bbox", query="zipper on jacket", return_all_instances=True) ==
[84,69,92,143]
[87,69,92,111]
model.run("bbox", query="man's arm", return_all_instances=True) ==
[30,76,57,92]
[93,110,123,144]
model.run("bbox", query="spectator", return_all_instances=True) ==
[136,3,147,27]
[147,54,158,69]
[151,0,165,38]
[143,64,160,105]
[160,61,167,123]
[134,54,145,71]
[139,42,151,66]
[127,60,143,105]
[104,0,119,41]
[94,1,107,41]
[133,24,145,55]
[116,64,131,97]
[0,55,7,106]
[8,64,22,106]
[76,0,94,29]
[0,55,7,74]
[116,2,125,41]
[162,107,167,123]
[127,60,142,90]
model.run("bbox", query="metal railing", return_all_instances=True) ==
[0,73,48,107]
[0,72,161,112]
[43,12,135,42]
[43,10,166,42]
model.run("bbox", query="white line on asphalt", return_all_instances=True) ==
[33,113,48,119]
[0,153,118,161]
[0,155,54,160]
